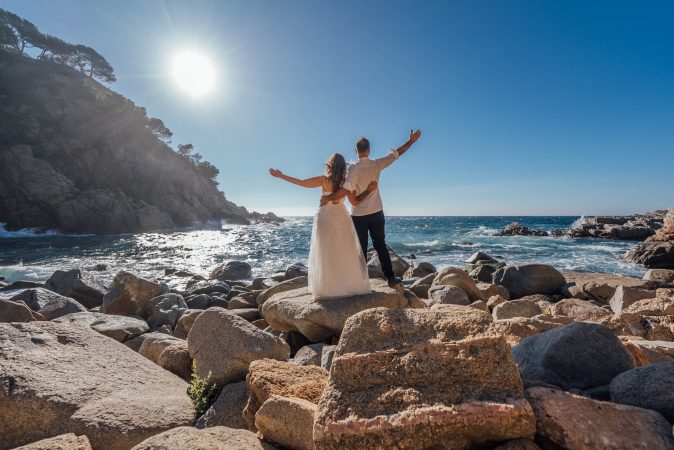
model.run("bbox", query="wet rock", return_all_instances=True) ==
[0,322,193,449]
[404,261,436,278]
[243,358,328,431]
[53,311,149,342]
[196,381,249,430]
[210,260,252,281]
[313,307,535,449]
[493,264,566,299]
[130,426,274,450]
[101,272,164,318]
[610,361,674,422]
[285,262,309,280]
[187,307,290,385]
[512,322,635,390]
[261,281,415,342]
[44,269,109,308]
[255,395,316,450]
[492,299,542,320]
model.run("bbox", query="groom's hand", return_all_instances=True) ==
[409,129,422,143]
[319,195,330,207]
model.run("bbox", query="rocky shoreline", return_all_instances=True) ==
[2,245,674,449]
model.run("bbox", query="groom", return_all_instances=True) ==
[320,129,422,287]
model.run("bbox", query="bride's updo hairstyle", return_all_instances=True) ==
[325,153,347,193]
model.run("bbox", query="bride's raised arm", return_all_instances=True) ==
[268,169,324,189]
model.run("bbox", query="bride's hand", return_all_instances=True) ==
[269,168,283,178]
[367,180,378,192]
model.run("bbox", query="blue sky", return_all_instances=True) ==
[5,0,674,216]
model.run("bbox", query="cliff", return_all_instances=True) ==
[0,50,274,233]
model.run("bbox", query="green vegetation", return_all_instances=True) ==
[187,361,220,419]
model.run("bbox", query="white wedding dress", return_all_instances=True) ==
[308,190,371,299]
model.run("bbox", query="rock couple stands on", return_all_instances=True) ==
[2,250,674,449]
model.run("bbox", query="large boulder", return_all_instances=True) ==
[256,276,308,306]
[52,311,148,342]
[0,299,43,322]
[0,322,194,449]
[404,261,436,278]
[44,269,109,308]
[187,307,290,385]
[313,307,535,450]
[196,381,249,430]
[255,395,316,450]
[36,295,87,320]
[130,426,274,450]
[210,260,252,281]
[12,433,92,450]
[527,387,674,450]
[626,207,674,269]
[431,267,484,301]
[243,358,328,430]
[562,271,653,303]
[261,281,416,342]
[366,247,410,278]
[8,287,78,312]
[643,268,674,285]
[493,264,566,299]
[610,362,674,422]
[101,271,164,317]
[609,285,656,312]
[512,322,635,390]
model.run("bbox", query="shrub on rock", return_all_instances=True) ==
[512,322,635,390]
[313,307,535,449]
[187,307,290,385]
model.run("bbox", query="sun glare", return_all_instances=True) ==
[172,50,215,97]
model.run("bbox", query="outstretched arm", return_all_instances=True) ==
[269,169,324,188]
[395,129,422,157]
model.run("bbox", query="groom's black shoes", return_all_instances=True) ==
[387,276,403,288]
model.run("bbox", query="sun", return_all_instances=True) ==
[172,50,215,97]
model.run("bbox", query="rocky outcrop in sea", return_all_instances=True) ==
[626,206,674,269]
[2,247,674,449]
[0,50,280,233]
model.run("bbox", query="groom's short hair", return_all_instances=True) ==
[356,137,370,154]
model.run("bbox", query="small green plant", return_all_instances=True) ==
[187,361,219,419]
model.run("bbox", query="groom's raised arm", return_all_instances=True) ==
[377,129,422,169]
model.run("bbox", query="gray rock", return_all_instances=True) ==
[44,269,110,308]
[465,251,497,264]
[513,322,635,390]
[404,262,436,278]
[493,264,566,299]
[0,322,193,449]
[610,361,674,422]
[8,287,72,311]
[101,272,164,318]
[37,295,87,320]
[409,272,435,298]
[293,343,326,366]
[53,311,149,342]
[196,381,250,429]
[147,293,187,329]
[210,261,252,281]
[427,284,470,306]
[185,293,211,309]
[285,262,309,280]
[186,280,231,296]
[187,307,290,385]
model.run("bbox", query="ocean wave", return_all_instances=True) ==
[465,225,498,237]
[403,240,439,248]
[0,223,62,238]
[570,215,586,230]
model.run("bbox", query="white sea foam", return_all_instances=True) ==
[465,225,498,237]
[0,222,64,238]
[570,216,586,229]
[403,240,439,248]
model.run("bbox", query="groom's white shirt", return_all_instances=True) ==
[343,149,400,216]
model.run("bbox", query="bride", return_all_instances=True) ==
[269,154,377,299]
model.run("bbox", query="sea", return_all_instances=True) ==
[0,216,647,284]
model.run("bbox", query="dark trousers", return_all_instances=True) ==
[352,210,395,280]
